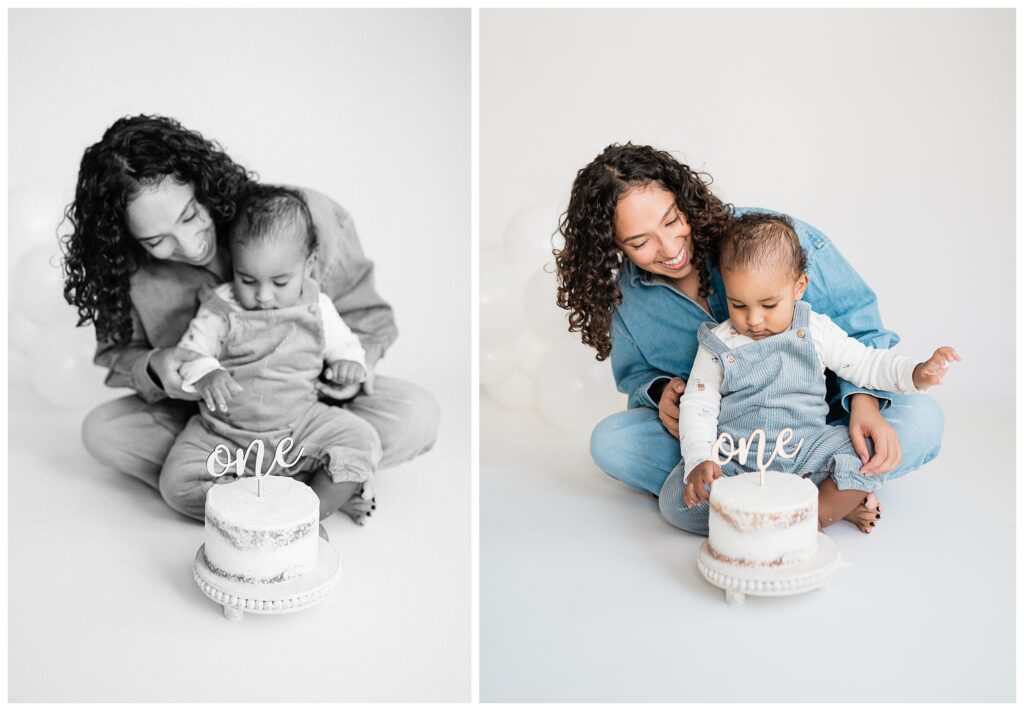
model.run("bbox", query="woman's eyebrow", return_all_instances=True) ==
[136,199,195,242]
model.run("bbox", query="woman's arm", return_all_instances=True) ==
[793,215,901,413]
[92,307,169,403]
[609,310,674,410]
[301,188,397,368]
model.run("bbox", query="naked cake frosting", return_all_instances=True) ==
[202,476,320,585]
[707,471,818,568]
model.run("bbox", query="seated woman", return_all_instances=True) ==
[63,114,439,522]
[554,142,943,532]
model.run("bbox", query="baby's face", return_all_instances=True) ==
[722,267,809,340]
[231,236,313,311]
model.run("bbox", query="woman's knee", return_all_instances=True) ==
[379,382,440,466]
[589,413,633,476]
[890,394,945,469]
[81,400,124,467]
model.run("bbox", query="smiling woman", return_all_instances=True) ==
[62,114,439,506]
[554,142,944,512]
[125,178,219,266]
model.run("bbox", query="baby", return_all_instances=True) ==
[659,212,959,534]
[158,185,382,522]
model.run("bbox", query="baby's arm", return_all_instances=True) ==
[812,312,958,393]
[679,345,726,508]
[319,293,368,385]
[679,345,724,476]
[177,304,242,412]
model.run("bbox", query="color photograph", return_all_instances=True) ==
[480,8,1013,702]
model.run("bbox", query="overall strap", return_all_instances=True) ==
[696,321,731,356]
[792,300,812,330]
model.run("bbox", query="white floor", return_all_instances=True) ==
[480,396,1016,703]
[8,379,470,703]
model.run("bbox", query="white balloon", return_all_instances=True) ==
[480,343,516,387]
[484,368,536,412]
[27,324,108,410]
[480,258,527,347]
[522,266,573,343]
[514,331,548,374]
[533,341,625,433]
[11,243,72,324]
[9,186,70,266]
[8,309,39,353]
[500,199,566,278]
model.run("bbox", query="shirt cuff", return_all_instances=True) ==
[838,380,895,413]
[134,349,169,404]
[639,376,671,409]
[179,357,225,393]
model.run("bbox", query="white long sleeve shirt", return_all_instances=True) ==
[178,283,366,392]
[679,310,919,479]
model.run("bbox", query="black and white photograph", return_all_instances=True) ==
[8,8,470,703]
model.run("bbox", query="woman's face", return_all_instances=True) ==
[613,184,694,282]
[125,177,217,266]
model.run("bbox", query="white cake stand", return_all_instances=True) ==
[193,539,342,621]
[697,532,840,606]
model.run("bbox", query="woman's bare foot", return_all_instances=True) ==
[842,491,883,534]
[817,477,873,532]
[337,481,376,526]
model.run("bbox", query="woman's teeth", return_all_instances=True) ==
[662,251,686,268]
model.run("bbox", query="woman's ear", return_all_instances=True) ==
[305,252,317,276]
[794,272,809,300]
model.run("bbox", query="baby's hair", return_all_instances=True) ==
[719,212,807,278]
[232,184,318,256]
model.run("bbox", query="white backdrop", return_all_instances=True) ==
[9,9,470,702]
[478,9,1014,703]
[480,8,1013,414]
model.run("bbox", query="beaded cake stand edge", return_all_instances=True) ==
[697,532,841,606]
[194,540,342,620]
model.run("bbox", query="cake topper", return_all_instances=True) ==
[205,437,306,498]
[712,427,804,487]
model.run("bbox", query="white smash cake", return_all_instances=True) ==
[708,471,819,568]
[202,476,320,585]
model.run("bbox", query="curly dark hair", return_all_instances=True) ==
[232,184,319,257]
[720,212,807,278]
[61,115,256,345]
[555,143,734,360]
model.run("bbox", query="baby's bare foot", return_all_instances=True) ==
[337,482,376,526]
[843,492,883,534]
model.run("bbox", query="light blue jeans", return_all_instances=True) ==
[589,393,944,501]
[81,375,439,492]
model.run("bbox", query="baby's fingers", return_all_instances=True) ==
[212,384,230,413]
[200,387,217,411]
[225,376,245,396]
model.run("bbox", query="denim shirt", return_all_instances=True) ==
[610,207,900,413]
[94,187,397,403]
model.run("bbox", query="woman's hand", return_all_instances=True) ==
[657,377,687,439]
[683,461,724,508]
[148,347,203,401]
[848,393,902,476]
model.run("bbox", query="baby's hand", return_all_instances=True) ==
[324,359,367,386]
[912,346,961,390]
[683,460,724,508]
[196,369,243,414]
